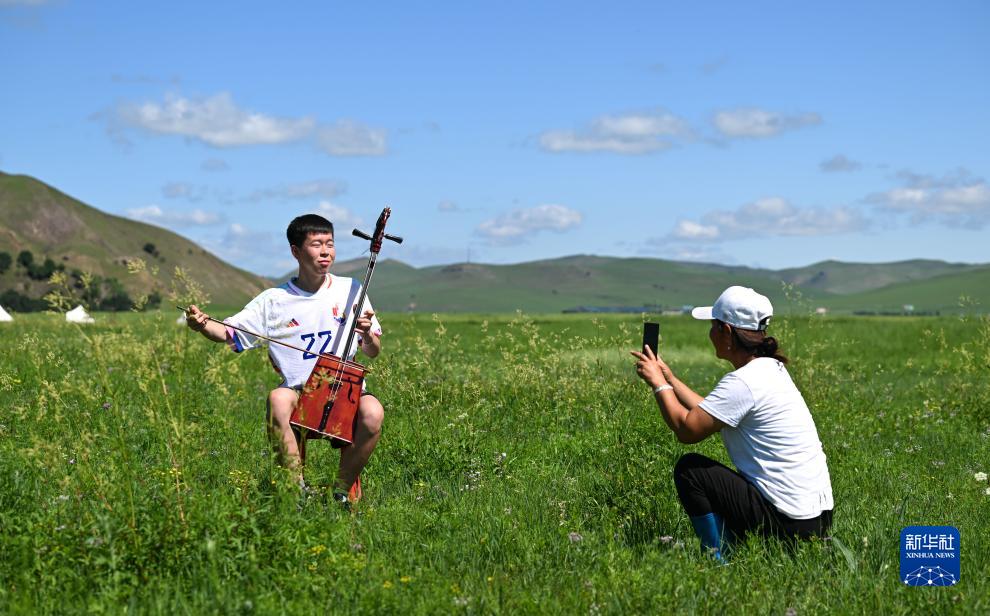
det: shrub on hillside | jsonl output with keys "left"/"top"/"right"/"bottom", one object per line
{"left": 17, "top": 250, "right": 33, "bottom": 269}
{"left": 0, "top": 289, "right": 47, "bottom": 312}
{"left": 27, "top": 257, "right": 58, "bottom": 281}
{"left": 98, "top": 290, "right": 134, "bottom": 311}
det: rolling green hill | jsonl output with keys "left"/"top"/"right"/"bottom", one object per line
{"left": 776, "top": 259, "right": 982, "bottom": 295}
{"left": 281, "top": 255, "right": 988, "bottom": 315}
{"left": 4, "top": 171, "right": 985, "bottom": 316}
{"left": 819, "top": 265, "right": 990, "bottom": 314}
{"left": 363, "top": 256, "right": 826, "bottom": 313}
{"left": 0, "top": 171, "right": 269, "bottom": 309}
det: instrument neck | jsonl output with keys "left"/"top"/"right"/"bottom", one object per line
{"left": 341, "top": 251, "right": 379, "bottom": 356}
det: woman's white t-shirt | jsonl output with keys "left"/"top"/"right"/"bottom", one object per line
{"left": 698, "top": 357, "right": 834, "bottom": 519}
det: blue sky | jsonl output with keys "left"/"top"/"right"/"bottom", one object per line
{"left": 2, "top": 1, "right": 988, "bottom": 276}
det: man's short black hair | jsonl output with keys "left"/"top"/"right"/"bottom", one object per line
{"left": 287, "top": 214, "right": 334, "bottom": 247}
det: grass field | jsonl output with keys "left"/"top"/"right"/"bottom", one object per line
{"left": 1, "top": 309, "right": 988, "bottom": 614}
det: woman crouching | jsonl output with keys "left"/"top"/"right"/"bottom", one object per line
{"left": 631, "top": 286, "right": 833, "bottom": 561}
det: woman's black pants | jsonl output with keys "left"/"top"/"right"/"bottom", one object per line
{"left": 673, "top": 452, "right": 832, "bottom": 542}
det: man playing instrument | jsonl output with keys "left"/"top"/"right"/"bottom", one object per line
{"left": 184, "top": 214, "right": 384, "bottom": 508}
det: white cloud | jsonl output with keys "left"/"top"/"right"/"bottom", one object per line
{"left": 316, "top": 120, "right": 387, "bottom": 156}
{"left": 115, "top": 93, "right": 315, "bottom": 147}
{"left": 226, "top": 223, "right": 252, "bottom": 238}
{"left": 671, "top": 197, "right": 865, "bottom": 242}
{"left": 820, "top": 154, "right": 861, "bottom": 173}
{"left": 867, "top": 170, "right": 990, "bottom": 227}
{"left": 675, "top": 247, "right": 732, "bottom": 263}
{"left": 152, "top": 179, "right": 349, "bottom": 207}
{"left": 314, "top": 201, "right": 363, "bottom": 228}
{"left": 207, "top": 223, "right": 281, "bottom": 270}
{"left": 713, "top": 108, "right": 822, "bottom": 138}
{"left": 642, "top": 242, "right": 733, "bottom": 264}
{"left": 476, "top": 204, "right": 583, "bottom": 243}
{"left": 109, "top": 93, "right": 389, "bottom": 156}
{"left": 673, "top": 220, "right": 720, "bottom": 240}
{"left": 245, "top": 180, "right": 347, "bottom": 203}
{"left": 539, "top": 110, "right": 692, "bottom": 154}
{"left": 126, "top": 205, "right": 224, "bottom": 227}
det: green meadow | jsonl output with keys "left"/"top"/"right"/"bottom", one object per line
{"left": 1, "top": 310, "right": 988, "bottom": 614}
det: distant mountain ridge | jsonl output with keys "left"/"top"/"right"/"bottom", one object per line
{"left": 0, "top": 171, "right": 268, "bottom": 309}
{"left": 281, "top": 254, "right": 989, "bottom": 314}
{"left": 3, "top": 171, "right": 985, "bottom": 315}
{"left": 774, "top": 259, "right": 983, "bottom": 295}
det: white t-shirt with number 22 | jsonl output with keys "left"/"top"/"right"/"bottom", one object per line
{"left": 223, "top": 274, "right": 382, "bottom": 389}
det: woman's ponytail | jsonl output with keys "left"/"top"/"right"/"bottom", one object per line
{"left": 732, "top": 329, "right": 788, "bottom": 364}
{"left": 756, "top": 335, "right": 788, "bottom": 364}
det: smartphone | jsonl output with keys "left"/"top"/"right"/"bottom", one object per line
{"left": 643, "top": 322, "right": 660, "bottom": 356}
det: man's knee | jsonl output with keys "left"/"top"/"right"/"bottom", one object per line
{"left": 358, "top": 396, "right": 384, "bottom": 435}
{"left": 267, "top": 388, "right": 298, "bottom": 426}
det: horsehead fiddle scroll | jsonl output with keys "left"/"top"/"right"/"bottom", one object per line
{"left": 340, "top": 208, "right": 403, "bottom": 363}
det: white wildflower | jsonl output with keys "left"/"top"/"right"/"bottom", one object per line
{"left": 974, "top": 472, "right": 988, "bottom": 482}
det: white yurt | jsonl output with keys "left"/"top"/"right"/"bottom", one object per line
{"left": 0, "top": 305, "right": 12, "bottom": 322}
{"left": 66, "top": 305, "right": 95, "bottom": 324}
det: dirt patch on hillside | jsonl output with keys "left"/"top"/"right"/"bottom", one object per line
{"left": 22, "top": 200, "right": 88, "bottom": 245}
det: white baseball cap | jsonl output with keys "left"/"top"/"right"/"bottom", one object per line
{"left": 691, "top": 286, "right": 774, "bottom": 331}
